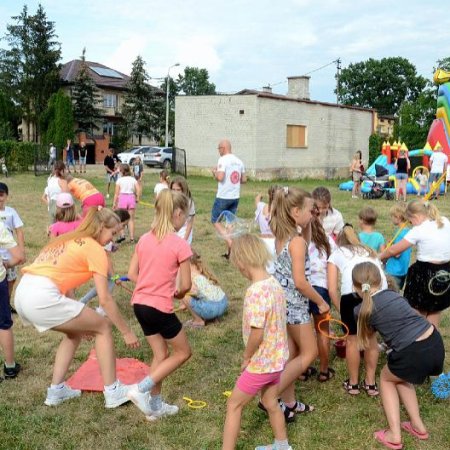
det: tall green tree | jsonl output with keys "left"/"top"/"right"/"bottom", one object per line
{"left": 72, "top": 48, "right": 103, "bottom": 135}
{"left": 338, "top": 57, "right": 426, "bottom": 116}
{"left": 122, "top": 56, "right": 159, "bottom": 145}
{"left": 176, "top": 66, "right": 216, "bottom": 95}
{"left": 0, "top": 92, "right": 17, "bottom": 140}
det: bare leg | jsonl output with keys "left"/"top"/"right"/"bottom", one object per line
{"left": 261, "top": 383, "right": 288, "bottom": 440}
{"left": 128, "top": 209, "right": 135, "bottom": 240}
{"left": 363, "top": 333, "right": 379, "bottom": 386}
{"left": 379, "top": 365, "right": 402, "bottom": 443}
{"left": 313, "top": 313, "right": 330, "bottom": 375}
{"left": 397, "top": 380, "right": 427, "bottom": 434}
{"left": 0, "top": 328, "right": 15, "bottom": 365}
{"left": 345, "top": 335, "right": 361, "bottom": 388}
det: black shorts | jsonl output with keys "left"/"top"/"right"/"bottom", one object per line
{"left": 0, "top": 277, "right": 12, "bottom": 330}
{"left": 340, "top": 293, "right": 362, "bottom": 335}
{"left": 388, "top": 327, "right": 444, "bottom": 384}
{"left": 133, "top": 304, "right": 182, "bottom": 340}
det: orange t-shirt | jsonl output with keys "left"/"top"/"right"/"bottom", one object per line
{"left": 22, "top": 237, "right": 108, "bottom": 294}
{"left": 68, "top": 178, "right": 99, "bottom": 202}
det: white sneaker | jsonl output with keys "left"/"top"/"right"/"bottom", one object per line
{"left": 44, "top": 384, "right": 81, "bottom": 406}
{"left": 104, "top": 381, "right": 131, "bottom": 408}
{"left": 255, "top": 446, "right": 293, "bottom": 450}
{"left": 127, "top": 384, "right": 152, "bottom": 415}
{"left": 145, "top": 401, "right": 179, "bottom": 421}
{"left": 95, "top": 306, "right": 107, "bottom": 317}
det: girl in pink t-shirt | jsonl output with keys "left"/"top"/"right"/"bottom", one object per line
{"left": 126, "top": 189, "right": 193, "bottom": 421}
{"left": 48, "top": 193, "right": 82, "bottom": 237}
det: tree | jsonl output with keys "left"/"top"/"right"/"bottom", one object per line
{"left": 122, "top": 56, "right": 160, "bottom": 145}
{"left": 338, "top": 57, "right": 426, "bottom": 116}
{"left": 176, "top": 66, "right": 216, "bottom": 95}
{"left": 72, "top": 48, "right": 103, "bottom": 135}
{"left": 0, "top": 92, "right": 18, "bottom": 140}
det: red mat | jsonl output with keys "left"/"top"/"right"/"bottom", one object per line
{"left": 67, "top": 349, "right": 150, "bottom": 392}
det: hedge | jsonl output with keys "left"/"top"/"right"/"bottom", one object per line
{"left": 0, "top": 140, "right": 49, "bottom": 172}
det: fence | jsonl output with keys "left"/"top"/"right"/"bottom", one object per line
{"left": 34, "top": 144, "right": 52, "bottom": 176}
{"left": 172, "top": 147, "right": 187, "bottom": 178}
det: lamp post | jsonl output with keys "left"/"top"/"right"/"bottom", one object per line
{"left": 165, "top": 63, "right": 180, "bottom": 147}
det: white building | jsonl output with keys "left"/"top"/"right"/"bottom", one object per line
{"left": 175, "top": 76, "right": 376, "bottom": 180}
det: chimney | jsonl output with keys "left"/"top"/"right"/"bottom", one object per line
{"left": 262, "top": 85, "right": 272, "bottom": 93}
{"left": 287, "top": 76, "right": 310, "bottom": 100}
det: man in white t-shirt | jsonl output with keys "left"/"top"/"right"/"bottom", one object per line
{"left": 48, "top": 143, "right": 56, "bottom": 169}
{"left": 429, "top": 147, "right": 448, "bottom": 199}
{"left": 211, "top": 139, "right": 246, "bottom": 258}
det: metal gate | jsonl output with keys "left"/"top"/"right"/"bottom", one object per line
{"left": 172, "top": 147, "right": 187, "bottom": 178}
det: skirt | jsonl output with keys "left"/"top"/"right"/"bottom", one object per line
{"left": 404, "top": 260, "right": 450, "bottom": 312}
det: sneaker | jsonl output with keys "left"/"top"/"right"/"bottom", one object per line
{"left": 255, "top": 446, "right": 293, "bottom": 450}
{"left": 127, "top": 384, "right": 152, "bottom": 415}
{"left": 104, "top": 381, "right": 131, "bottom": 408}
{"left": 145, "top": 401, "right": 179, "bottom": 421}
{"left": 4, "top": 362, "right": 21, "bottom": 379}
{"left": 44, "top": 384, "right": 81, "bottom": 406}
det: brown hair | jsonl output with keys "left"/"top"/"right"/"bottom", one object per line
{"left": 55, "top": 205, "right": 77, "bottom": 223}
{"left": 230, "top": 233, "right": 271, "bottom": 270}
{"left": 160, "top": 170, "right": 170, "bottom": 182}
{"left": 190, "top": 250, "right": 219, "bottom": 285}
{"left": 406, "top": 199, "right": 443, "bottom": 228}
{"left": 53, "top": 161, "right": 66, "bottom": 178}
{"left": 352, "top": 262, "right": 383, "bottom": 349}
{"left": 267, "top": 185, "right": 282, "bottom": 211}
{"left": 358, "top": 206, "right": 377, "bottom": 226}
{"left": 170, "top": 176, "right": 192, "bottom": 199}
{"left": 311, "top": 216, "right": 331, "bottom": 257}
{"left": 336, "top": 224, "right": 375, "bottom": 257}
{"left": 312, "top": 186, "right": 334, "bottom": 212}
{"left": 120, "top": 163, "right": 131, "bottom": 177}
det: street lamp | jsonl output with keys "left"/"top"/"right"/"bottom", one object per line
{"left": 165, "top": 63, "right": 180, "bottom": 147}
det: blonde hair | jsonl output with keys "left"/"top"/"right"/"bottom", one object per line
{"left": 46, "top": 208, "right": 119, "bottom": 248}
{"left": 55, "top": 205, "right": 77, "bottom": 223}
{"left": 352, "top": 262, "right": 382, "bottom": 349}
{"left": 160, "top": 170, "right": 170, "bottom": 182}
{"left": 190, "top": 250, "right": 219, "bottom": 285}
{"left": 270, "top": 187, "right": 311, "bottom": 241}
{"left": 389, "top": 203, "right": 407, "bottom": 222}
{"left": 337, "top": 224, "right": 375, "bottom": 257}
{"left": 230, "top": 233, "right": 271, "bottom": 270}
{"left": 406, "top": 199, "right": 443, "bottom": 228}
{"left": 152, "top": 189, "right": 189, "bottom": 241}
{"left": 358, "top": 206, "right": 378, "bottom": 225}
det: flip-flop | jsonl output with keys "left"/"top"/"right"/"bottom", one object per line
{"left": 373, "top": 430, "right": 403, "bottom": 450}
{"left": 401, "top": 422, "right": 429, "bottom": 440}
{"left": 184, "top": 320, "right": 205, "bottom": 329}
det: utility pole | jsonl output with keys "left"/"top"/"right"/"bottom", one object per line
{"left": 336, "top": 58, "right": 341, "bottom": 104}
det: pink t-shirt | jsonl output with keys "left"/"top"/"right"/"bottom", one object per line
{"left": 131, "top": 231, "right": 192, "bottom": 313}
{"left": 49, "top": 220, "right": 82, "bottom": 237}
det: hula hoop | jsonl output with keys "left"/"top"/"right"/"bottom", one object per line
{"left": 138, "top": 200, "right": 154, "bottom": 208}
{"left": 183, "top": 396, "right": 207, "bottom": 409}
{"left": 317, "top": 314, "right": 349, "bottom": 340}
{"left": 412, "top": 166, "right": 429, "bottom": 179}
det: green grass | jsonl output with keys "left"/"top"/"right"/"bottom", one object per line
{"left": 0, "top": 168, "right": 449, "bottom": 450}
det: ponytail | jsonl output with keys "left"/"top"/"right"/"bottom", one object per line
{"left": 311, "top": 216, "right": 331, "bottom": 257}
{"left": 337, "top": 224, "right": 375, "bottom": 257}
{"left": 406, "top": 199, "right": 444, "bottom": 228}
{"left": 425, "top": 202, "right": 443, "bottom": 228}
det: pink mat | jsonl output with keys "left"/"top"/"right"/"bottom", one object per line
{"left": 67, "top": 349, "right": 150, "bottom": 392}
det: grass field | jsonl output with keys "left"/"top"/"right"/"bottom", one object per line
{"left": 0, "top": 167, "right": 449, "bottom": 450}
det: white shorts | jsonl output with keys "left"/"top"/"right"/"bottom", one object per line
{"left": 14, "top": 274, "right": 84, "bottom": 332}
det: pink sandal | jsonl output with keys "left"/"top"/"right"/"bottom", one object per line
{"left": 373, "top": 430, "right": 403, "bottom": 449}
{"left": 401, "top": 422, "right": 429, "bottom": 440}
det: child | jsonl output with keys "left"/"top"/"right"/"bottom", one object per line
{"left": 132, "top": 156, "right": 144, "bottom": 186}
{"left": 358, "top": 206, "right": 385, "bottom": 252}
{"left": 270, "top": 187, "right": 329, "bottom": 418}
{"left": 154, "top": 170, "right": 170, "bottom": 199}
{"left": 385, "top": 204, "right": 412, "bottom": 290}
{"left": 350, "top": 151, "right": 364, "bottom": 199}
{"left": 169, "top": 176, "right": 195, "bottom": 244}
{"left": 312, "top": 186, "right": 345, "bottom": 239}
{"left": 182, "top": 251, "right": 227, "bottom": 328}
{"left": 415, "top": 168, "right": 428, "bottom": 197}
{"left": 308, "top": 216, "right": 337, "bottom": 382}
{"left": 48, "top": 193, "right": 82, "bottom": 237}
{"left": 66, "top": 174, "right": 106, "bottom": 215}
{"left": 352, "top": 261, "right": 444, "bottom": 449}
{"left": 113, "top": 164, "right": 140, "bottom": 243}
{"left": 223, "top": 233, "right": 291, "bottom": 450}
{"left": 254, "top": 185, "right": 281, "bottom": 236}
{"left": 327, "top": 224, "right": 387, "bottom": 396}
{"left": 126, "top": 189, "right": 192, "bottom": 421}
{"left": 0, "top": 182, "right": 26, "bottom": 313}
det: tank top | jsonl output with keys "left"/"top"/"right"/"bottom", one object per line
{"left": 397, "top": 158, "right": 408, "bottom": 174}
{"left": 47, "top": 176, "right": 63, "bottom": 201}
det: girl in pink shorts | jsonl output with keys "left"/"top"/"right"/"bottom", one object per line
{"left": 223, "top": 234, "right": 292, "bottom": 450}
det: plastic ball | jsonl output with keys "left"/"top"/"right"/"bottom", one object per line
{"left": 431, "top": 373, "right": 450, "bottom": 400}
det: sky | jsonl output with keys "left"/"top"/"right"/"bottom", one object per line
{"left": 0, "top": 0, "right": 449, "bottom": 102}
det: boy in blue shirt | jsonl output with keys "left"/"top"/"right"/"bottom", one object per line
{"left": 358, "top": 206, "right": 385, "bottom": 252}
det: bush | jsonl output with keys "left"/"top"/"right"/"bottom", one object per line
{"left": 0, "top": 140, "right": 47, "bottom": 172}
{"left": 368, "top": 133, "right": 383, "bottom": 166}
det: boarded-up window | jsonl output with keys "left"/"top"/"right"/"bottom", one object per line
{"left": 286, "top": 125, "right": 307, "bottom": 148}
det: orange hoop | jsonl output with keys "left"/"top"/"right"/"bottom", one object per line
{"left": 317, "top": 314, "right": 349, "bottom": 340}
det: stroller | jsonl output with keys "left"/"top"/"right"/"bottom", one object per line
{"left": 361, "top": 164, "right": 394, "bottom": 200}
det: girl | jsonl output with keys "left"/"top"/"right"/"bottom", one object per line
{"left": 394, "top": 149, "right": 410, "bottom": 202}
{"left": 379, "top": 199, "right": 450, "bottom": 328}
{"left": 169, "top": 176, "right": 195, "bottom": 244}
{"left": 154, "top": 169, "right": 170, "bottom": 199}
{"left": 45, "top": 161, "right": 69, "bottom": 224}
{"left": 48, "top": 193, "right": 82, "bottom": 237}
{"left": 308, "top": 216, "right": 337, "bottom": 382}
{"left": 352, "top": 261, "right": 444, "bottom": 450}
{"left": 14, "top": 208, "right": 139, "bottom": 407}
{"left": 66, "top": 174, "right": 106, "bottom": 215}
{"left": 223, "top": 233, "right": 291, "bottom": 450}
{"left": 350, "top": 151, "right": 364, "bottom": 199}
{"left": 132, "top": 156, "right": 144, "bottom": 187}
{"left": 113, "top": 164, "right": 140, "bottom": 243}
{"left": 312, "top": 186, "right": 345, "bottom": 239}
{"left": 270, "top": 187, "right": 330, "bottom": 417}
{"left": 415, "top": 168, "right": 428, "bottom": 197}
{"left": 126, "top": 189, "right": 192, "bottom": 421}
{"left": 327, "top": 224, "right": 387, "bottom": 396}
{"left": 254, "top": 185, "right": 281, "bottom": 236}
{"left": 182, "top": 251, "right": 228, "bottom": 328}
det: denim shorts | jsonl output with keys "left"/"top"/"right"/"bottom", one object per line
{"left": 395, "top": 173, "right": 408, "bottom": 180}
{"left": 190, "top": 295, "right": 228, "bottom": 321}
{"left": 79, "top": 156, "right": 86, "bottom": 165}
{"left": 211, "top": 198, "right": 239, "bottom": 223}
{"left": 309, "top": 286, "right": 331, "bottom": 315}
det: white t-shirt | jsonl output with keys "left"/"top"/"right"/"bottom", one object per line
{"left": 216, "top": 153, "right": 245, "bottom": 200}
{"left": 309, "top": 237, "right": 337, "bottom": 289}
{"left": 46, "top": 176, "right": 63, "bottom": 201}
{"left": 0, "top": 222, "right": 17, "bottom": 281}
{"left": 328, "top": 247, "right": 387, "bottom": 295}
{"left": 404, "top": 218, "right": 450, "bottom": 261}
{"left": 0, "top": 206, "right": 24, "bottom": 260}
{"left": 176, "top": 199, "right": 195, "bottom": 244}
{"left": 322, "top": 208, "right": 344, "bottom": 237}
{"left": 117, "top": 176, "right": 137, "bottom": 194}
{"left": 154, "top": 182, "right": 168, "bottom": 197}
{"left": 430, "top": 151, "right": 448, "bottom": 174}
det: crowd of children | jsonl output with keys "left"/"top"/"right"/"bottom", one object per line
{"left": 0, "top": 166, "right": 449, "bottom": 450}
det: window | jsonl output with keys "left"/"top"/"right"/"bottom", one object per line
{"left": 103, "top": 94, "right": 118, "bottom": 108}
{"left": 286, "top": 125, "right": 307, "bottom": 148}
{"left": 90, "top": 66, "right": 123, "bottom": 79}
{"left": 103, "top": 122, "right": 114, "bottom": 136}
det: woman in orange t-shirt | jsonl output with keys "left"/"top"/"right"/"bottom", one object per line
{"left": 66, "top": 175, "right": 106, "bottom": 215}
{"left": 15, "top": 208, "right": 139, "bottom": 408}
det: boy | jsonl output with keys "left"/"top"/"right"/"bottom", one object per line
{"left": 358, "top": 206, "right": 386, "bottom": 252}
{"left": 0, "top": 183, "right": 25, "bottom": 313}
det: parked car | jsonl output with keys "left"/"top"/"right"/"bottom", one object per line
{"left": 117, "top": 146, "right": 155, "bottom": 165}
{"left": 142, "top": 147, "right": 173, "bottom": 169}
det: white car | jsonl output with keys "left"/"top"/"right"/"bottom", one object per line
{"left": 117, "top": 147, "right": 153, "bottom": 165}
{"left": 142, "top": 147, "right": 173, "bottom": 169}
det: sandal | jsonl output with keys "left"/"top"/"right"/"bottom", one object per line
{"left": 299, "top": 366, "right": 317, "bottom": 381}
{"left": 257, "top": 400, "right": 295, "bottom": 423}
{"left": 373, "top": 429, "right": 403, "bottom": 449}
{"left": 343, "top": 379, "right": 360, "bottom": 395}
{"left": 318, "top": 368, "right": 335, "bottom": 382}
{"left": 361, "top": 380, "right": 379, "bottom": 397}
{"left": 401, "top": 422, "right": 429, "bottom": 440}
{"left": 286, "top": 400, "right": 314, "bottom": 414}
